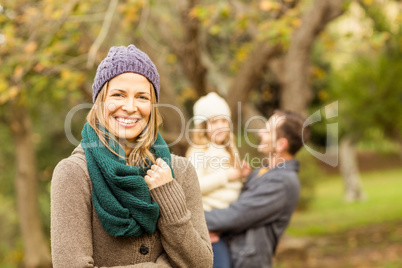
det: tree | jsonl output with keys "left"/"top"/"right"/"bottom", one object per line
{"left": 0, "top": 0, "right": 108, "bottom": 266}
{"left": 327, "top": 0, "right": 402, "bottom": 201}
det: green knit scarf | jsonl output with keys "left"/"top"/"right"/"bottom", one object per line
{"left": 81, "top": 122, "right": 174, "bottom": 237}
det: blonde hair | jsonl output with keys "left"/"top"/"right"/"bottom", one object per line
{"left": 187, "top": 120, "right": 240, "bottom": 167}
{"left": 87, "top": 81, "right": 162, "bottom": 167}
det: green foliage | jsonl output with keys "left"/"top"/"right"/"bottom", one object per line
{"left": 295, "top": 148, "right": 323, "bottom": 211}
{"left": 0, "top": 123, "right": 15, "bottom": 197}
{"left": 0, "top": 0, "right": 99, "bottom": 107}
{"left": 0, "top": 194, "right": 22, "bottom": 267}
{"left": 187, "top": 1, "right": 301, "bottom": 74}
{"left": 328, "top": 48, "right": 402, "bottom": 141}
{"left": 287, "top": 168, "right": 402, "bottom": 236}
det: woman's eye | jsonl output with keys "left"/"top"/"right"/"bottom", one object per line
{"left": 111, "top": 93, "right": 123, "bottom": 97}
{"left": 138, "top": 95, "right": 150, "bottom": 100}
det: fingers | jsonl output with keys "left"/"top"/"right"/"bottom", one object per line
{"left": 147, "top": 167, "right": 155, "bottom": 176}
{"left": 144, "top": 161, "right": 173, "bottom": 190}
{"left": 156, "top": 158, "right": 169, "bottom": 169}
{"left": 146, "top": 160, "right": 169, "bottom": 178}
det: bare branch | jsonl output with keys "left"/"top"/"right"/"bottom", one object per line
{"left": 87, "top": 0, "right": 119, "bottom": 69}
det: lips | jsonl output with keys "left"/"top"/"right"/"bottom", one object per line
{"left": 114, "top": 116, "right": 141, "bottom": 127}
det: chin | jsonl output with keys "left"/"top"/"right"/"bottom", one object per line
{"left": 115, "top": 129, "right": 140, "bottom": 142}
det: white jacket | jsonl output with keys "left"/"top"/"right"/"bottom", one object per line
{"left": 187, "top": 145, "right": 243, "bottom": 211}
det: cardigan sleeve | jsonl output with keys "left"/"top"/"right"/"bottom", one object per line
{"left": 150, "top": 156, "right": 213, "bottom": 268}
{"left": 186, "top": 147, "right": 229, "bottom": 195}
{"left": 51, "top": 158, "right": 97, "bottom": 268}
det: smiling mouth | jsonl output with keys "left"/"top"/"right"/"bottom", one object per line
{"left": 114, "top": 117, "right": 141, "bottom": 126}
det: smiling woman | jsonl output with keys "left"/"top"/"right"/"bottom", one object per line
{"left": 88, "top": 72, "right": 160, "bottom": 166}
{"left": 50, "top": 45, "right": 213, "bottom": 267}
{"left": 104, "top": 73, "right": 152, "bottom": 145}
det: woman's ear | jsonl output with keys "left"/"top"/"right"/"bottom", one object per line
{"left": 276, "top": 137, "right": 288, "bottom": 153}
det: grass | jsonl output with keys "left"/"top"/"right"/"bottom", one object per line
{"left": 287, "top": 168, "right": 402, "bottom": 236}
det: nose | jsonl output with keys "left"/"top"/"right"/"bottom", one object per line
{"left": 122, "top": 98, "right": 138, "bottom": 113}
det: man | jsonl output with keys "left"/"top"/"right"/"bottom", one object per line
{"left": 205, "top": 110, "right": 310, "bottom": 268}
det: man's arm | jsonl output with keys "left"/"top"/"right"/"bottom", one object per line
{"left": 204, "top": 176, "right": 287, "bottom": 234}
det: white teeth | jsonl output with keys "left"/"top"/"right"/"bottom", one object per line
{"left": 116, "top": 117, "right": 139, "bottom": 124}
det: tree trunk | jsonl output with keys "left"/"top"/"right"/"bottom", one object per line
{"left": 152, "top": 0, "right": 208, "bottom": 97}
{"left": 339, "top": 136, "right": 366, "bottom": 202}
{"left": 9, "top": 104, "right": 52, "bottom": 268}
{"left": 281, "top": 0, "right": 347, "bottom": 116}
{"left": 227, "top": 43, "right": 282, "bottom": 127}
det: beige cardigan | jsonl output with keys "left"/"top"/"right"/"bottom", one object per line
{"left": 51, "top": 145, "right": 213, "bottom": 268}
{"left": 186, "top": 146, "right": 242, "bottom": 212}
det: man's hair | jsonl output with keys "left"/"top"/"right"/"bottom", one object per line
{"left": 274, "top": 110, "right": 310, "bottom": 155}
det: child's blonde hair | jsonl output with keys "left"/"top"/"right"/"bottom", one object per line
{"left": 187, "top": 120, "right": 240, "bottom": 167}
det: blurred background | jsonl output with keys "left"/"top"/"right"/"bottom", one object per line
{"left": 0, "top": 0, "right": 401, "bottom": 267}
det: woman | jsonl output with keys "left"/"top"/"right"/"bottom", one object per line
{"left": 51, "top": 44, "right": 212, "bottom": 267}
{"left": 186, "top": 92, "right": 251, "bottom": 268}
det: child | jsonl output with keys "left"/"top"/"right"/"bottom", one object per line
{"left": 186, "top": 92, "right": 250, "bottom": 268}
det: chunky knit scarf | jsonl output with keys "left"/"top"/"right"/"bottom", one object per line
{"left": 81, "top": 122, "right": 173, "bottom": 237}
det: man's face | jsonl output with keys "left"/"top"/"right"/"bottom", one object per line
{"left": 257, "top": 114, "right": 285, "bottom": 156}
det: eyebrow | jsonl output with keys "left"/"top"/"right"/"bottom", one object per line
{"left": 109, "top": 89, "right": 125, "bottom": 93}
{"left": 109, "top": 89, "right": 151, "bottom": 95}
{"left": 137, "top": 91, "right": 151, "bottom": 95}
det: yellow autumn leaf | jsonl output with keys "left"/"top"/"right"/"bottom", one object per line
{"left": 61, "top": 70, "right": 72, "bottom": 80}
{"left": 312, "top": 66, "right": 325, "bottom": 79}
{"left": 362, "top": 0, "right": 374, "bottom": 5}
{"left": 209, "top": 25, "right": 221, "bottom": 35}
{"left": 33, "top": 63, "right": 44, "bottom": 73}
{"left": 291, "top": 18, "right": 301, "bottom": 27}
{"left": 318, "top": 90, "right": 329, "bottom": 101}
{"left": 180, "top": 87, "right": 198, "bottom": 101}
{"left": 25, "top": 42, "right": 38, "bottom": 54}
{"left": 259, "top": 0, "right": 273, "bottom": 11}
{"left": 166, "top": 53, "right": 177, "bottom": 64}
{"left": 51, "top": 9, "right": 63, "bottom": 20}
{"left": 8, "top": 86, "right": 19, "bottom": 100}
{"left": 0, "top": 80, "right": 8, "bottom": 92}
{"left": 14, "top": 66, "right": 24, "bottom": 80}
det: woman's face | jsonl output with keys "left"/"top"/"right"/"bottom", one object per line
{"left": 206, "top": 117, "right": 230, "bottom": 145}
{"left": 104, "top": 72, "right": 152, "bottom": 143}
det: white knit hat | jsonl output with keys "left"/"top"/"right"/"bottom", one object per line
{"left": 193, "top": 92, "right": 231, "bottom": 126}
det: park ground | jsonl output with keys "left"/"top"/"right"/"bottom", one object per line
{"left": 274, "top": 155, "right": 402, "bottom": 268}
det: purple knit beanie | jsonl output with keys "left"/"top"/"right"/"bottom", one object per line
{"left": 92, "top": 44, "right": 160, "bottom": 103}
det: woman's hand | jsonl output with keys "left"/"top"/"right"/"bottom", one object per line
{"left": 226, "top": 167, "right": 242, "bottom": 182}
{"left": 144, "top": 158, "right": 173, "bottom": 190}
